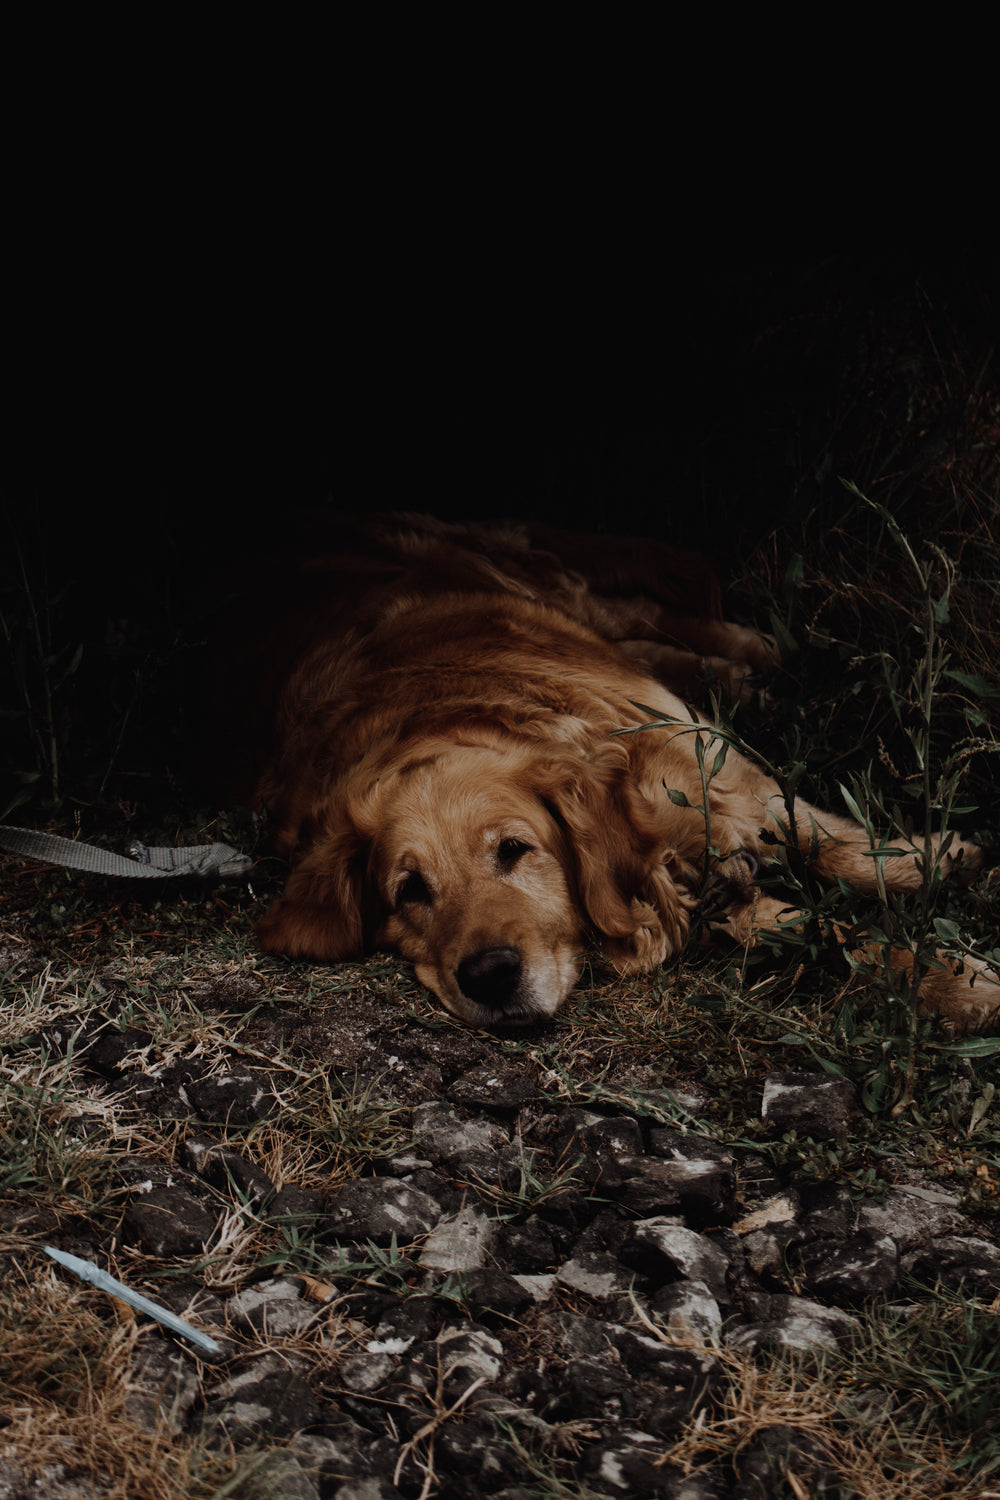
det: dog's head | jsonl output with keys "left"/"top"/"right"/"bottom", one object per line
{"left": 256, "top": 739, "right": 693, "bottom": 1026}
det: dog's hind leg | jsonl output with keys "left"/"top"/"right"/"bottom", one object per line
{"left": 717, "top": 866, "right": 1000, "bottom": 1033}
{"left": 756, "top": 793, "right": 984, "bottom": 893}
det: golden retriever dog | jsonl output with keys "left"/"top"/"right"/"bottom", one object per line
{"left": 237, "top": 513, "right": 999, "bottom": 1031}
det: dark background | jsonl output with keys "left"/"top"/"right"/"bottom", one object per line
{"left": 3, "top": 245, "right": 997, "bottom": 816}
{"left": 3, "top": 27, "right": 996, "bottom": 657}
{"left": 9, "top": 250, "right": 996, "bottom": 569}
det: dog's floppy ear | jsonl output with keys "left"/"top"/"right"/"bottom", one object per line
{"left": 256, "top": 824, "right": 371, "bottom": 962}
{"left": 537, "top": 746, "right": 692, "bottom": 970}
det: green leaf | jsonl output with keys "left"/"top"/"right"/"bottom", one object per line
{"left": 862, "top": 1071, "right": 889, "bottom": 1112}
{"left": 939, "top": 1037, "right": 1000, "bottom": 1058}
{"left": 838, "top": 782, "right": 868, "bottom": 827}
{"left": 968, "top": 1083, "right": 995, "bottom": 1136}
{"left": 784, "top": 762, "right": 808, "bottom": 795}
{"left": 629, "top": 699, "right": 681, "bottom": 724}
{"left": 665, "top": 787, "right": 690, "bottom": 807}
{"left": 783, "top": 554, "right": 805, "bottom": 590}
{"left": 816, "top": 1057, "right": 851, "bottom": 1079}
{"left": 768, "top": 611, "right": 800, "bottom": 661}
{"left": 945, "top": 668, "right": 1000, "bottom": 700}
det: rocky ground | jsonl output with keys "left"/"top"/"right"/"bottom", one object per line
{"left": 3, "top": 937, "right": 999, "bottom": 1499}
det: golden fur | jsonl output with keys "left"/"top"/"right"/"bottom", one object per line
{"left": 248, "top": 514, "right": 999, "bottom": 1030}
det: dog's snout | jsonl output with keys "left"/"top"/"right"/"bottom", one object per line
{"left": 456, "top": 946, "right": 523, "bottom": 1009}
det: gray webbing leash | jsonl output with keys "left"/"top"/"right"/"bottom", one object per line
{"left": 0, "top": 825, "right": 253, "bottom": 880}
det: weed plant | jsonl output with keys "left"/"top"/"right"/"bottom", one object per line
{"left": 625, "top": 482, "right": 1000, "bottom": 1123}
{"left": 0, "top": 527, "right": 83, "bottom": 811}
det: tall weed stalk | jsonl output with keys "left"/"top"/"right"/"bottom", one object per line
{"left": 630, "top": 490, "right": 999, "bottom": 1114}
{"left": 0, "top": 526, "right": 82, "bottom": 811}
{"left": 833, "top": 489, "right": 1000, "bottom": 1110}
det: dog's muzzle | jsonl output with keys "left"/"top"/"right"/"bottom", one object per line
{"left": 456, "top": 946, "right": 524, "bottom": 1012}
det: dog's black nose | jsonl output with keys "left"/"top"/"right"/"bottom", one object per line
{"left": 456, "top": 946, "right": 523, "bottom": 1009}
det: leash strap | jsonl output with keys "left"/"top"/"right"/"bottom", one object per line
{"left": 0, "top": 825, "right": 253, "bottom": 880}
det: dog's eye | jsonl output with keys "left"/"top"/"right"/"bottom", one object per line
{"left": 497, "top": 837, "right": 531, "bottom": 870}
{"left": 396, "top": 870, "right": 432, "bottom": 907}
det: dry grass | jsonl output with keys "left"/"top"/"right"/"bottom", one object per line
{"left": 1, "top": 1399, "right": 297, "bottom": 1500}
{"left": 665, "top": 1343, "right": 997, "bottom": 1500}
{"left": 0, "top": 1272, "right": 275, "bottom": 1500}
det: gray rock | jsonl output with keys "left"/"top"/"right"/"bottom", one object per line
{"left": 553, "top": 1309, "right": 621, "bottom": 1360}
{"left": 122, "top": 1340, "right": 200, "bottom": 1432}
{"left": 571, "top": 1113, "right": 645, "bottom": 1163}
{"left": 123, "top": 1186, "right": 218, "bottom": 1256}
{"left": 558, "top": 1357, "right": 637, "bottom": 1420}
{"left": 646, "top": 1129, "right": 737, "bottom": 1215}
{"left": 40, "top": 1082, "right": 1000, "bottom": 1497}
{"left": 203, "top": 1356, "right": 320, "bottom": 1443}
{"left": 182, "top": 1132, "right": 275, "bottom": 1206}
{"left": 799, "top": 1183, "right": 857, "bottom": 1239}
{"left": 534, "top": 1184, "right": 595, "bottom": 1235}
{"left": 238, "top": 1456, "right": 320, "bottom": 1500}
{"left": 325, "top": 1178, "right": 443, "bottom": 1245}
{"left": 494, "top": 1214, "right": 559, "bottom": 1271}
{"left": 436, "top": 1323, "right": 504, "bottom": 1396}
{"left": 419, "top": 1203, "right": 495, "bottom": 1271}
{"left": 332, "top": 1481, "right": 404, "bottom": 1500}
{"left": 800, "top": 1229, "right": 899, "bottom": 1303}
{"left": 446, "top": 1063, "right": 543, "bottom": 1111}
{"left": 857, "top": 1185, "right": 966, "bottom": 1249}
{"left": 604, "top": 1157, "right": 683, "bottom": 1216}
{"left": 557, "top": 1251, "right": 636, "bottom": 1298}
{"left": 448, "top": 1267, "right": 536, "bottom": 1319}
{"left": 226, "top": 1276, "right": 318, "bottom": 1338}
{"left": 338, "top": 1351, "right": 396, "bottom": 1392}
{"left": 434, "top": 1413, "right": 526, "bottom": 1486}
{"left": 385, "top": 1151, "right": 435, "bottom": 1175}
{"left": 761, "top": 1071, "right": 860, "bottom": 1137}
{"left": 625, "top": 1219, "right": 731, "bottom": 1299}
{"left": 185, "top": 1069, "right": 279, "bottom": 1124}
{"left": 410, "top": 1101, "right": 509, "bottom": 1165}
{"left": 731, "top": 1422, "right": 838, "bottom": 1498}
{"left": 511, "top": 1272, "right": 557, "bottom": 1301}
{"left": 740, "top": 1226, "right": 795, "bottom": 1286}
{"left": 267, "top": 1182, "right": 327, "bottom": 1222}
{"left": 582, "top": 1433, "right": 671, "bottom": 1495}
{"left": 904, "top": 1234, "right": 1000, "bottom": 1296}
{"left": 400, "top": 1166, "right": 464, "bottom": 1212}
{"left": 289, "top": 1426, "right": 378, "bottom": 1483}
{"left": 657, "top": 1470, "right": 727, "bottom": 1500}
{"left": 372, "top": 1293, "right": 445, "bottom": 1343}
{"left": 615, "top": 1334, "right": 722, "bottom": 1434}
{"left": 649, "top": 1280, "right": 723, "bottom": 1344}
{"left": 727, "top": 1294, "right": 860, "bottom": 1356}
